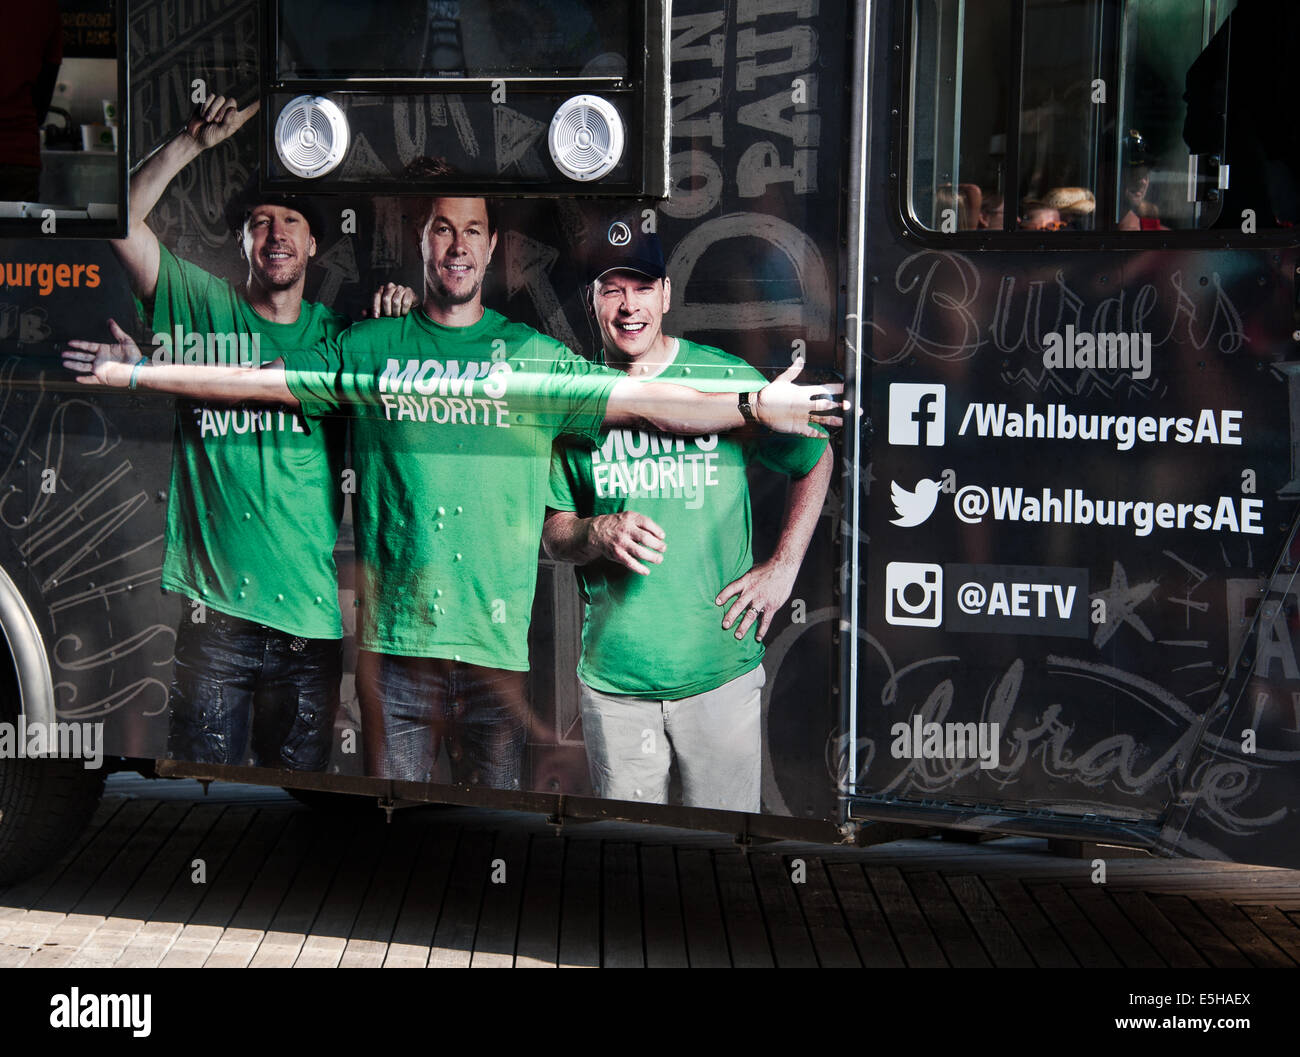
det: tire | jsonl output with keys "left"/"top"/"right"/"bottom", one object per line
{"left": 0, "top": 756, "right": 105, "bottom": 886}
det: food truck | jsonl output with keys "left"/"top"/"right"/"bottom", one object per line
{"left": 2, "top": 0, "right": 1298, "bottom": 884}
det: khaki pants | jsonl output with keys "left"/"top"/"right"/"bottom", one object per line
{"left": 578, "top": 665, "right": 765, "bottom": 813}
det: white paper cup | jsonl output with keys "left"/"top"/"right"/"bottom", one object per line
{"left": 81, "top": 124, "right": 114, "bottom": 151}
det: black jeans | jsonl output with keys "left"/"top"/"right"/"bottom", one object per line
{"left": 167, "top": 610, "right": 342, "bottom": 770}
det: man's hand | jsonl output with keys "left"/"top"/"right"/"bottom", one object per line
{"left": 369, "top": 283, "right": 418, "bottom": 318}
{"left": 753, "top": 360, "right": 845, "bottom": 437}
{"left": 186, "top": 95, "right": 259, "bottom": 151}
{"left": 716, "top": 559, "right": 799, "bottom": 642}
{"left": 588, "top": 511, "right": 667, "bottom": 575}
{"left": 62, "top": 318, "right": 144, "bottom": 387}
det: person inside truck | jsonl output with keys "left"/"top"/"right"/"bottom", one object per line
{"left": 542, "top": 222, "right": 832, "bottom": 812}
{"left": 64, "top": 93, "right": 415, "bottom": 773}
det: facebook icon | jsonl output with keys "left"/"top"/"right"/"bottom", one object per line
{"left": 888, "top": 383, "right": 946, "bottom": 446}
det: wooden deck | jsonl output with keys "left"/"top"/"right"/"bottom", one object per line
{"left": 3, "top": 774, "right": 1300, "bottom": 968}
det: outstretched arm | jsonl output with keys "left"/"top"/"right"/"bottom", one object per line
{"left": 601, "top": 359, "right": 844, "bottom": 438}
{"left": 716, "top": 445, "right": 833, "bottom": 641}
{"left": 542, "top": 507, "right": 667, "bottom": 575}
{"left": 62, "top": 318, "right": 298, "bottom": 407}
{"left": 113, "top": 95, "right": 260, "bottom": 300}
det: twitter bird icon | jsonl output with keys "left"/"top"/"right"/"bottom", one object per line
{"left": 891, "top": 478, "right": 941, "bottom": 527}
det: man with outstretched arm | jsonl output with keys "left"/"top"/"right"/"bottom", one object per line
{"left": 67, "top": 194, "right": 843, "bottom": 790}
{"left": 83, "top": 93, "right": 413, "bottom": 772}
{"left": 543, "top": 223, "right": 832, "bottom": 812}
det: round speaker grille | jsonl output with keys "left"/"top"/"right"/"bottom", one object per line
{"left": 274, "top": 95, "right": 350, "bottom": 180}
{"left": 548, "top": 95, "right": 625, "bottom": 182}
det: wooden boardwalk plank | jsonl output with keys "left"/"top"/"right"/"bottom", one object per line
{"left": 905, "top": 871, "right": 991, "bottom": 968}
{"left": 557, "top": 839, "right": 601, "bottom": 968}
{"left": 1028, "top": 883, "right": 1121, "bottom": 968}
{"left": 1238, "top": 905, "right": 1300, "bottom": 964}
{"left": 1066, "top": 887, "right": 1164, "bottom": 968}
{"left": 602, "top": 843, "right": 644, "bottom": 968}
{"left": 115, "top": 805, "right": 257, "bottom": 968}
{"left": 714, "top": 851, "right": 773, "bottom": 968}
{"left": 470, "top": 831, "right": 529, "bottom": 968}
{"left": 750, "top": 854, "right": 818, "bottom": 968}
{"left": 1148, "top": 895, "right": 1252, "bottom": 969}
{"left": 201, "top": 812, "right": 325, "bottom": 968}
{"left": 295, "top": 819, "right": 387, "bottom": 969}
{"left": 982, "top": 878, "right": 1078, "bottom": 968}
{"left": 945, "top": 875, "right": 1034, "bottom": 968}
{"left": 792, "top": 859, "right": 861, "bottom": 968}
{"left": 1108, "top": 891, "right": 1209, "bottom": 969}
{"left": 158, "top": 809, "right": 293, "bottom": 968}
{"left": 427, "top": 828, "right": 493, "bottom": 968}
{"left": 514, "top": 835, "right": 563, "bottom": 968}
{"left": 1, "top": 800, "right": 162, "bottom": 967}
{"left": 247, "top": 817, "right": 354, "bottom": 968}
{"left": 69, "top": 801, "right": 222, "bottom": 968}
{"left": 0, "top": 797, "right": 123, "bottom": 951}
{"left": 676, "top": 848, "right": 730, "bottom": 968}
{"left": 825, "top": 863, "right": 904, "bottom": 967}
{"left": 338, "top": 819, "right": 427, "bottom": 968}
{"left": 12, "top": 775, "right": 1300, "bottom": 971}
{"left": 865, "top": 867, "right": 946, "bottom": 967}
{"left": 384, "top": 826, "right": 460, "bottom": 968}
{"left": 1190, "top": 898, "right": 1297, "bottom": 968}
{"left": 640, "top": 845, "right": 688, "bottom": 968}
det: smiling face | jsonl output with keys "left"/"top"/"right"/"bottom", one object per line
{"left": 591, "top": 270, "right": 672, "bottom": 368}
{"left": 241, "top": 204, "right": 316, "bottom": 292}
{"left": 420, "top": 198, "right": 497, "bottom": 314}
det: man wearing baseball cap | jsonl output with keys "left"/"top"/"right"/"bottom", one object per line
{"left": 543, "top": 220, "right": 833, "bottom": 813}
{"left": 86, "top": 94, "right": 413, "bottom": 771}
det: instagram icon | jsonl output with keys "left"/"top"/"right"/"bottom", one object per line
{"left": 884, "top": 562, "right": 943, "bottom": 627}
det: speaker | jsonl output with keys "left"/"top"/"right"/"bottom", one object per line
{"left": 273, "top": 95, "right": 350, "bottom": 179}
{"left": 548, "top": 95, "right": 625, "bottom": 183}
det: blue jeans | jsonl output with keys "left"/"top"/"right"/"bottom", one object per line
{"left": 356, "top": 651, "right": 528, "bottom": 789}
{"left": 167, "top": 611, "right": 342, "bottom": 770}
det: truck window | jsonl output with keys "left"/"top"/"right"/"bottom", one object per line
{"left": 906, "top": 0, "right": 1297, "bottom": 236}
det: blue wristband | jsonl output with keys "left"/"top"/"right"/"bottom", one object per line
{"left": 128, "top": 356, "right": 149, "bottom": 390}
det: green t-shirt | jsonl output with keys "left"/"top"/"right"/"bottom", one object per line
{"left": 281, "top": 307, "right": 619, "bottom": 668}
{"left": 146, "top": 245, "right": 348, "bottom": 638}
{"left": 548, "top": 339, "right": 826, "bottom": 698}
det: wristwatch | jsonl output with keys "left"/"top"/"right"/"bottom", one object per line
{"left": 738, "top": 391, "right": 757, "bottom": 423}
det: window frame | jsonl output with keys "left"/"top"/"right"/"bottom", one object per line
{"left": 894, "top": 0, "right": 1300, "bottom": 250}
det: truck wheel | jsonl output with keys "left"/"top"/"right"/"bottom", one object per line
{"left": 0, "top": 757, "right": 105, "bottom": 886}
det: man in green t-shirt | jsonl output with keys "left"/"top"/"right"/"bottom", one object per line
{"left": 66, "top": 194, "right": 842, "bottom": 790}
{"left": 66, "top": 93, "right": 414, "bottom": 770}
{"left": 543, "top": 224, "right": 832, "bottom": 813}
